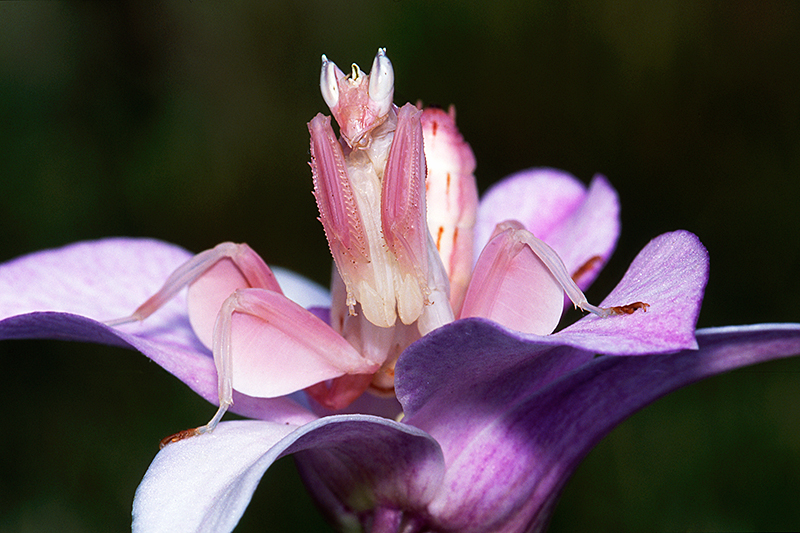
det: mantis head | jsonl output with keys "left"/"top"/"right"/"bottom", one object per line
{"left": 319, "top": 48, "right": 395, "bottom": 148}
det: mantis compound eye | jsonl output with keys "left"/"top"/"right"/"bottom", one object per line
{"left": 320, "top": 54, "right": 343, "bottom": 111}
{"left": 368, "top": 48, "right": 394, "bottom": 119}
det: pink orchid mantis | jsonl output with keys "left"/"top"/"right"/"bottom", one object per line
{"left": 106, "top": 48, "right": 644, "bottom": 442}
{"left": 3, "top": 47, "right": 800, "bottom": 533}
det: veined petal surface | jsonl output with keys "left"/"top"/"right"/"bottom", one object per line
{"left": 0, "top": 238, "right": 193, "bottom": 322}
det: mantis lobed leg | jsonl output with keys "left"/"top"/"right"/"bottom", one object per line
{"left": 508, "top": 224, "right": 649, "bottom": 317}
{"left": 207, "top": 288, "right": 381, "bottom": 426}
{"left": 103, "top": 242, "right": 285, "bottom": 446}
{"left": 461, "top": 220, "right": 649, "bottom": 336}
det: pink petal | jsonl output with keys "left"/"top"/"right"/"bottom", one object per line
{"left": 421, "top": 105, "right": 478, "bottom": 312}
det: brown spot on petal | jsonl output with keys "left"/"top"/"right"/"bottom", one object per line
{"left": 436, "top": 226, "right": 445, "bottom": 251}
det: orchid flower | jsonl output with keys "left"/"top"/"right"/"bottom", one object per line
{"left": 1, "top": 48, "right": 799, "bottom": 533}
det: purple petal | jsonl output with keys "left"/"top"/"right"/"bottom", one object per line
{"left": 509, "top": 323, "right": 800, "bottom": 529}
{"left": 397, "top": 320, "right": 592, "bottom": 420}
{"left": 397, "top": 320, "right": 593, "bottom": 532}
{"left": 0, "top": 239, "right": 317, "bottom": 423}
{"left": 397, "top": 319, "right": 800, "bottom": 532}
{"left": 475, "top": 169, "right": 619, "bottom": 288}
{"left": 133, "top": 417, "right": 444, "bottom": 533}
{"left": 556, "top": 230, "right": 708, "bottom": 354}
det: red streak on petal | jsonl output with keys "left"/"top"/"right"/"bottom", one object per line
{"left": 572, "top": 255, "right": 603, "bottom": 283}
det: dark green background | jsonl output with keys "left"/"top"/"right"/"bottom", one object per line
{"left": 2, "top": 1, "right": 799, "bottom": 531}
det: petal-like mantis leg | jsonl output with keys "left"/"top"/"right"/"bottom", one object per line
{"left": 381, "top": 103, "right": 429, "bottom": 324}
{"left": 162, "top": 287, "right": 379, "bottom": 445}
{"left": 203, "top": 288, "right": 379, "bottom": 430}
{"left": 308, "top": 112, "right": 371, "bottom": 318}
{"left": 476, "top": 221, "right": 649, "bottom": 322}
{"left": 460, "top": 223, "right": 566, "bottom": 335}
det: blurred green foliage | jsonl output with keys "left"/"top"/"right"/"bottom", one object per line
{"left": 1, "top": 1, "right": 799, "bottom": 531}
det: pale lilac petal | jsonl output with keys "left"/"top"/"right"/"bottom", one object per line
{"left": 475, "top": 168, "right": 586, "bottom": 250}
{"left": 133, "top": 417, "right": 444, "bottom": 533}
{"left": 542, "top": 175, "right": 620, "bottom": 289}
{"left": 556, "top": 230, "right": 708, "bottom": 354}
{"left": 475, "top": 169, "right": 619, "bottom": 288}
{"left": 397, "top": 319, "right": 800, "bottom": 532}
{"left": 0, "top": 238, "right": 193, "bottom": 321}
{"left": 0, "top": 238, "right": 331, "bottom": 323}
